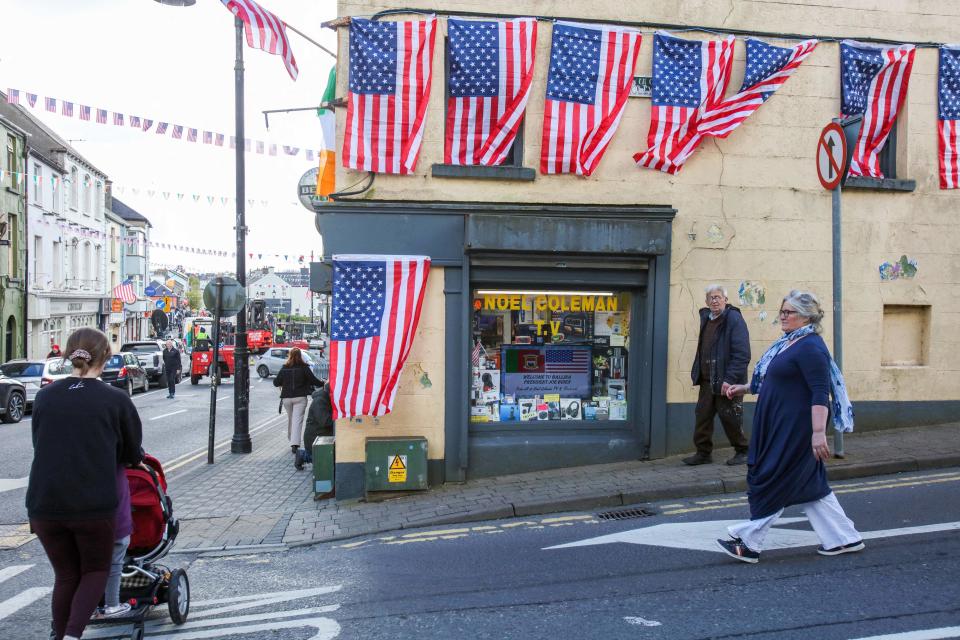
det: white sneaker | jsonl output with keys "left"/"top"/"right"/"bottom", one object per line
{"left": 100, "top": 603, "right": 132, "bottom": 617}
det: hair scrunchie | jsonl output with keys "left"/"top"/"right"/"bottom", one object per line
{"left": 69, "top": 349, "right": 92, "bottom": 362}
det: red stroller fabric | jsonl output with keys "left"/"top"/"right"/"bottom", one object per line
{"left": 126, "top": 454, "right": 168, "bottom": 554}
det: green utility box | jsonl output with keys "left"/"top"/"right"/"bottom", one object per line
{"left": 312, "top": 436, "right": 335, "bottom": 499}
{"left": 365, "top": 437, "right": 428, "bottom": 492}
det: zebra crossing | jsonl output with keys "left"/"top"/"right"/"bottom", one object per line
{"left": 0, "top": 564, "right": 51, "bottom": 625}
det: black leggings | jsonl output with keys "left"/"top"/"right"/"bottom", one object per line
{"left": 31, "top": 518, "right": 115, "bottom": 640}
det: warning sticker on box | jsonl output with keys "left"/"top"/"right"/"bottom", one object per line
{"left": 388, "top": 455, "right": 407, "bottom": 483}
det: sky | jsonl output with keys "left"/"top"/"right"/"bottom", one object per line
{"left": 1, "top": 0, "right": 338, "bottom": 274}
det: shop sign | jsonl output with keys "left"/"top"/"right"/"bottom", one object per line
{"left": 500, "top": 345, "right": 592, "bottom": 398}
{"left": 629, "top": 76, "right": 652, "bottom": 98}
{"left": 111, "top": 299, "right": 123, "bottom": 312}
{"left": 478, "top": 294, "right": 619, "bottom": 313}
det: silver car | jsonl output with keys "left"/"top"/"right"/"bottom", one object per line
{"left": 0, "top": 358, "right": 72, "bottom": 408}
{"left": 255, "top": 347, "right": 327, "bottom": 381}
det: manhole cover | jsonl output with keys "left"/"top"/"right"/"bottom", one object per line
{"left": 596, "top": 508, "right": 655, "bottom": 521}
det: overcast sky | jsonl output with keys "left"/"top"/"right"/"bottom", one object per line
{"left": 2, "top": 0, "right": 338, "bottom": 274}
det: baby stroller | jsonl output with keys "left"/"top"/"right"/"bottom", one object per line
{"left": 89, "top": 454, "right": 190, "bottom": 639}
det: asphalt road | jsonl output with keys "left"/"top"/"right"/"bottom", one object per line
{"left": 1, "top": 467, "right": 958, "bottom": 639}
{"left": 0, "top": 359, "right": 282, "bottom": 526}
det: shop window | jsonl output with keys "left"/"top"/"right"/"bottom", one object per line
{"left": 470, "top": 289, "right": 630, "bottom": 424}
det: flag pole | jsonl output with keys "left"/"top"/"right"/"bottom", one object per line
{"left": 231, "top": 15, "right": 252, "bottom": 454}
{"left": 283, "top": 23, "right": 337, "bottom": 59}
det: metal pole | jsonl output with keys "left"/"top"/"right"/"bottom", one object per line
{"left": 232, "top": 16, "right": 252, "bottom": 454}
{"left": 832, "top": 184, "right": 845, "bottom": 458}
{"left": 207, "top": 278, "right": 223, "bottom": 464}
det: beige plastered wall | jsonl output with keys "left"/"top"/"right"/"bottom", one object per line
{"left": 331, "top": 0, "right": 960, "bottom": 421}
{"left": 334, "top": 267, "right": 446, "bottom": 464}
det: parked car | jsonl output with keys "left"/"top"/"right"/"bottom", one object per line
{"left": 0, "top": 375, "right": 27, "bottom": 423}
{"left": 101, "top": 353, "right": 150, "bottom": 396}
{"left": 255, "top": 347, "right": 327, "bottom": 381}
{"left": 119, "top": 340, "right": 173, "bottom": 387}
{"left": 0, "top": 358, "right": 72, "bottom": 409}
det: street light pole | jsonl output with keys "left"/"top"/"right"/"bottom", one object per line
{"left": 231, "top": 15, "right": 251, "bottom": 454}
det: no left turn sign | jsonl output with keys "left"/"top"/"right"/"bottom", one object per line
{"left": 817, "top": 122, "right": 847, "bottom": 190}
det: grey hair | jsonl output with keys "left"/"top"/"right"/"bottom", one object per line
{"left": 782, "top": 289, "right": 825, "bottom": 333}
{"left": 704, "top": 284, "right": 727, "bottom": 298}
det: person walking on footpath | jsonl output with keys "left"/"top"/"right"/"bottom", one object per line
{"left": 684, "top": 284, "right": 751, "bottom": 466}
{"left": 162, "top": 339, "right": 182, "bottom": 399}
{"left": 274, "top": 347, "right": 323, "bottom": 455}
{"left": 717, "top": 290, "right": 860, "bottom": 564}
{"left": 26, "top": 328, "right": 143, "bottom": 640}
{"left": 295, "top": 380, "right": 334, "bottom": 470}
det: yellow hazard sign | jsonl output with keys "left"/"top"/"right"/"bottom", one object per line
{"left": 387, "top": 454, "right": 407, "bottom": 483}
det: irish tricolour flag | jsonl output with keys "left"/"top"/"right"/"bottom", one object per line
{"left": 317, "top": 67, "right": 336, "bottom": 198}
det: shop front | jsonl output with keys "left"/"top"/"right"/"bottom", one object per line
{"left": 314, "top": 201, "right": 674, "bottom": 495}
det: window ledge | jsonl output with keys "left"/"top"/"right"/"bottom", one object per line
{"left": 432, "top": 163, "right": 536, "bottom": 181}
{"left": 844, "top": 176, "right": 916, "bottom": 192}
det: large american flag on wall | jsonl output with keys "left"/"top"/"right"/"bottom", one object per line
{"left": 635, "top": 31, "right": 734, "bottom": 174}
{"left": 699, "top": 38, "right": 818, "bottom": 138}
{"left": 444, "top": 17, "right": 537, "bottom": 166}
{"left": 840, "top": 40, "right": 915, "bottom": 179}
{"left": 343, "top": 17, "right": 438, "bottom": 175}
{"left": 938, "top": 45, "right": 960, "bottom": 189}
{"left": 328, "top": 255, "right": 431, "bottom": 419}
{"left": 540, "top": 21, "right": 641, "bottom": 176}
{"left": 112, "top": 279, "right": 137, "bottom": 305}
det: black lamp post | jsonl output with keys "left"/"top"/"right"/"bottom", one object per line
{"left": 155, "top": 0, "right": 251, "bottom": 453}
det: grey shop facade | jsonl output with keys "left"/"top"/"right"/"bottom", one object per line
{"left": 313, "top": 201, "right": 675, "bottom": 484}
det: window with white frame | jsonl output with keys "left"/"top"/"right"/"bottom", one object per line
{"left": 33, "top": 163, "right": 42, "bottom": 205}
{"left": 94, "top": 183, "right": 102, "bottom": 219}
{"left": 94, "top": 245, "right": 101, "bottom": 286}
{"left": 52, "top": 174, "right": 60, "bottom": 213}
{"left": 52, "top": 240, "right": 62, "bottom": 287}
{"left": 33, "top": 235, "right": 42, "bottom": 287}
{"left": 83, "top": 174, "right": 92, "bottom": 215}
{"left": 70, "top": 167, "right": 79, "bottom": 209}
{"left": 83, "top": 241, "right": 92, "bottom": 285}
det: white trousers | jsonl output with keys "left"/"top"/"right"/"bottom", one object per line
{"left": 282, "top": 397, "right": 308, "bottom": 448}
{"left": 727, "top": 492, "right": 861, "bottom": 553}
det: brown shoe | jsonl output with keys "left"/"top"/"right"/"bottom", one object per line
{"left": 682, "top": 453, "right": 712, "bottom": 466}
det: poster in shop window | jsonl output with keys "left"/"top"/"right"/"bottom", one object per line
{"left": 501, "top": 345, "right": 592, "bottom": 399}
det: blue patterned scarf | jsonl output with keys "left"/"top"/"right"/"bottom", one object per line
{"left": 750, "top": 324, "right": 854, "bottom": 433}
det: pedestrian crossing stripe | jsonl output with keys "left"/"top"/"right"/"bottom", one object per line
{"left": 388, "top": 455, "right": 407, "bottom": 483}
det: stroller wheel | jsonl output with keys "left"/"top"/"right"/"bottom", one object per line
{"left": 167, "top": 568, "right": 190, "bottom": 624}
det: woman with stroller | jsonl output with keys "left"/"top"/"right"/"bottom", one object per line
{"left": 274, "top": 347, "right": 323, "bottom": 455}
{"left": 26, "top": 328, "right": 143, "bottom": 640}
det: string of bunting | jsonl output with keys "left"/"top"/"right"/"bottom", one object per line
{"left": 5, "top": 89, "right": 326, "bottom": 162}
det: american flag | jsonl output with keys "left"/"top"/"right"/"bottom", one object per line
{"left": 156, "top": 122, "right": 169, "bottom": 135}
{"left": 699, "top": 38, "right": 818, "bottom": 138}
{"left": 544, "top": 348, "right": 591, "bottom": 373}
{"left": 203, "top": 131, "right": 213, "bottom": 144}
{"left": 79, "top": 105, "right": 91, "bottom": 121}
{"left": 45, "top": 97, "right": 56, "bottom": 112}
{"left": 445, "top": 18, "right": 537, "bottom": 166}
{"left": 328, "top": 255, "right": 431, "bottom": 419}
{"left": 112, "top": 279, "right": 137, "bottom": 305}
{"left": 129, "top": 115, "right": 141, "bottom": 128}
{"left": 26, "top": 93, "right": 37, "bottom": 108}
{"left": 268, "top": 143, "right": 277, "bottom": 156}
{"left": 471, "top": 340, "right": 485, "bottom": 366}
{"left": 5, "top": 89, "right": 19, "bottom": 104}
{"left": 283, "top": 145, "right": 299, "bottom": 155}
{"left": 938, "top": 45, "right": 960, "bottom": 189}
{"left": 221, "top": 0, "right": 298, "bottom": 81}
{"left": 256, "top": 140, "right": 264, "bottom": 154}
{"left": 96, "top": 109, "right": 108, "bottom": 124}
{"left": 142, "top": 118, "right": 153, "bottom": 132}
{"left": 215, "top": 133, "right": 225, "bottom": 146}
{"left": 635, "top": 31, "right": 734, "bottom": 174}
{"left": 113, "top": 112, "right": 124, "bottom": 126}
{"left": 840, "top": 40, "right": 915, "bottom": 179}
{"left": 343, "top": 17, "right": 438, "bottom": 175}
{"left": 187, "top": 128, "right": 198, "bottom": 142}
{"left": 540, "top": 21, "right": 641, "bottom": 176}
{"left": 172, "top": 125, "right": 183, "bottom": 139}
{"left": 61, "top": 101, "right": 74, "bottom": 117}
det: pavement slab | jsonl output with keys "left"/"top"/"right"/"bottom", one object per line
{"left": 167, "top": 421, "right": 960, "bottom": 552}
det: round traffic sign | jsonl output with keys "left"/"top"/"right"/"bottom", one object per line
{"left": 817, "top": 122, "right": 847, "bottom": 190}
{"left": 155, "top": 299, "right": 165, "bottom": 309}
{"left": 203, "top": 276, "right": 246, "bottom": 317}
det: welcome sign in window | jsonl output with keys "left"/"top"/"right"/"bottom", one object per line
{"left": 470, "top": 290, "right": 630, "bottom": 424}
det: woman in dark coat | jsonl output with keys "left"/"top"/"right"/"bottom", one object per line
{"left": 718, "top": 290, "right": 862, "bottom": 563}
{"left": 274, "top": 348, "right": 323, "bottom": 454}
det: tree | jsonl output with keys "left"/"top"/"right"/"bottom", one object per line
{"left": 187, "top": 276, "right": 202, "bottom": 312}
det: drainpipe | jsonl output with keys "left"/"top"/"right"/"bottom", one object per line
{"left": 22, "top": 143, "right": 29, "bottom": 358}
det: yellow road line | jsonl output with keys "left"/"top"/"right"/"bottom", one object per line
{"left": 400, "top": 528, "right": 471, "bottom": 539}
{"left": 541, "top": 515, "right": 594, "bottom": 524}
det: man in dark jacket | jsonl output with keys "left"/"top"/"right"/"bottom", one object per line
{"left": 685, "top": 285, "right": 751, "bottom": 466}
{"left": 162, "top": 340, "right": 182, "bottom": 399}
{"left": 295, "top": 382, "right": 334, "bottom": 470}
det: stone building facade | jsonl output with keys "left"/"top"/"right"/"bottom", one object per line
{"left": 317, "top": 1, "right": 960, "bottom": 497}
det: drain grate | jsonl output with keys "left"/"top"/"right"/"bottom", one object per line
{"left": 596, "top": 507, "right": 656, "bottom": 521}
